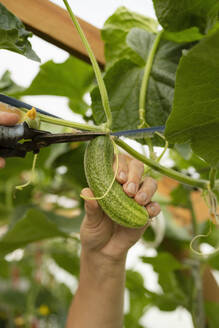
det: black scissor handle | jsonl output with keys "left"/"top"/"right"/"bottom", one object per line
{"left": 0, "top": 124, "right": 25, "bottom": 145}
{"left": 0, "top": 145, "right": 27, "bottom": 158}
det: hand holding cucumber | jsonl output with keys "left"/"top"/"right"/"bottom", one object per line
{"left": 81, "top": 153, "right": 161, "bottom": 262}
{"left": 0, "top": 111, "right": 20, "bottom": 168}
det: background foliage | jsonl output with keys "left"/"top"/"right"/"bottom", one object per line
{"left": 0, "top": 1, "right": 219, "bottom": 327}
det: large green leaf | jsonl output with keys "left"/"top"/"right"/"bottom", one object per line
{"left": 141, "top": 253, "right": 188, "bottom": 308}
{"left": 205, "top": 301, "right": 219, "bottom": 328}
{"left": 18, "top": 56, "right": 94, "bottom": 115}
{"left": 153, "top": 0, "right": 219, "bottom": 32}
{"left": 170, "top": 146, "right": 209, "bottom": 170}
{"left": 0, "top": 208, "right": 83, "bottom": 257}
{"left": 51, "top": 249, "right": 80, "bottom": 277}
{"left": 0, "top": 3, "right": 40, "bottom": 61}
{"left": 126, "top": 270, "right": 150, "bottom": 321}
{"left": 92, "top": 28, "right": 188, "bottom": 132}
{"left": 163, "top": 27, "right": 204, "bottom": 43}
{"left": 52, "top": 143, "right": 87, "bottom": 194}
{"left": 206, "top": 251, "right": 219, "bottom": 270}
{"left": 0, "top": 70, "right": 25, "bottom": 95}
{"left": 102, "top": 6, "right": 158, "bottom": 67}
{"left": 165, "top": 29, "right": 219, "bottom": 168}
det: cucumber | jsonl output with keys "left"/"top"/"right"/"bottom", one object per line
{"left": 84, "top": 136, "right": 149, "bottom": 228}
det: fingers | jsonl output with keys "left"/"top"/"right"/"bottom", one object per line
{"left": 135, "top": 177, "right": 157, "bottom": 205}
{"left": 113, "top": 153, "right": 160, "bottom": 219}
{"left": 146, "top": 201, "right": 161, "bottom": 218}
{"left": 81, "top": 188, "right": 104, "bottom": 227}
{"left": 123, "top": 159, "right": 144, "bottom": 197}
{"left": 0, "top": 158, "right": 5, "bottom": 169}
{"left": 0, "top": 112, "right": 20, "bottom": 126}
{"left": 113, "top": 154, "right": 128, "bottom": 183}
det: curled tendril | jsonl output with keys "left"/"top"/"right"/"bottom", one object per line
{"left": 80, "top": 138, "right": 119, "bottom": 201}
{"left": 16, "top": 154, "right": 38, "bottom": 191}
{"left": 190, "top": 188, "right": 219, "bottom": 256}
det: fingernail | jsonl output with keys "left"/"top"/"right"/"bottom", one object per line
{"left": 138, "top": 192, "right": 147, "bottom": 203}
{"left": 127, "top": 182, "right": 136, "bottom": 194}
{"left": 119, "top": 171, "right": 127, "bottom": 181}
{"left": 149, "top": 205, "right": 156, "bottom": 214}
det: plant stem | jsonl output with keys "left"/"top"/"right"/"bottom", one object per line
{"left": 138, "top": 30, "right": 164, "bottom": 158}
{"left": 63, "top": 0, "right": 112, "bottom": 129}
{"left": 115, "top": 138, "right": 208, "bottom": 189}
{"left": 189, "top": 198, "right": 198, "bottom": 237}
{"left": 209, "top": 168, "right": 217, "bottom": 190}
{"left": 156, "top": 136, "right": 169, "bottom": 163}
{"left": 191, "top": 261, "right": 206, "bottom": 328}
{"left": 188, "top": 198, "right": 206, "bottom": 328}
{"left": 19, "top": 108, "right": 105, "bottom": 132}
{"left": 139, "top": 30, "right": 163, "bottom": 120}
{"left": 214, "top": 179, "right": 219, "bottom": 189}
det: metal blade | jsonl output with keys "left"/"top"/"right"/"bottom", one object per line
{"left": 111, "top": 126, "right": 165, "bottom": 138}
{"left": 0, "top": 94, "right": 60, "bottom": 119}
{"left": 33, "top": 131, "right": 107, "bottom": 146}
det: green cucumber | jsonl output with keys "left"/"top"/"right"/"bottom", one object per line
{"left": 84, "top": 136, "right": 149, "bottom": 228}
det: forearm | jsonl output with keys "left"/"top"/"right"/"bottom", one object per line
{"left": 66, "top": 249, "right": 127, "bottom": 328}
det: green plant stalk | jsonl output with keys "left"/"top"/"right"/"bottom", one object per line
{"left": 63, "top": 0, "right": 112, "bottom": 129}
{"left": 115, "top": 138, "right": 208, "bottom": 189}
{"left": 20, "top": 108, "right": 105, "bottom": 132}
{"left": 188, "top": 198, "right": 205, "bottom": 328}
{"left": 189, "top": 198, "right": 198, "bottom": 237}
{"left": 139, "top": 30, "right": 163, "bottom": 121}
{"left": 138, "top": 30, "right": 164, "bottom": 157}
{"left": 209, "top": 168, "right": 217, "bottom": 190}
{"left": 157, "top": 137, "right": 168, "bottom": 163}
{"left": 190, "top": 261, "right": 206, "bottom": 328}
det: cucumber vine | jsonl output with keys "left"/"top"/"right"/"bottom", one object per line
{"left": 63, "top": 0, "right": 112, "bottom": 130}
{"left": 61, "top": 0, "right": 218, "bottom": 192}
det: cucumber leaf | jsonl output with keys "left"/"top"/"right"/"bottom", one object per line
{"left": 126, "top": 270, "right": 150, "bottom": 323}
{"left": 0, "top": 208, "right": 82, "bottom": 258}
{"left": 163, "top": 27, "right": 204, "bottom": 43}
{"left": 141, "top": 253, "right": 188, "bottom": 309}
{"left": 165, "top": 29, "right": 219, "bottom": 168}
{"left": 102, "top": 6, "right": 158, "bottom": 67}
{"left": 205, "top": 302, "right": 219, "bottom": 328}
{"left": 0, "top": 70, "right": 25, "bottom": 95}
{"left": 152, "top": 0, "right": 219, "bottom": 33}
{"left": 50, "top": 249, "right": 80, "bottom": 277}
{"left": 0, "top": 3, "right": 40, "bottom": 62}
{"left": 18, "top": 56, "right": 94, "bottom": 115}
{"left": 92, "top": 28, "right": 189, "bottom": 131}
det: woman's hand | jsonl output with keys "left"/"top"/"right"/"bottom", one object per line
{"left": 80, "top": 154, "right": 161, "bottom": 262}
{"left": 0, "top": 111, "right": 20, "bottom": 168}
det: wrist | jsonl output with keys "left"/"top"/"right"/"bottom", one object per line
{"left": 80, "top": 248, "right": 127, "bottom": 282}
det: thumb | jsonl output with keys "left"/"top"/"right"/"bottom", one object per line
{"left": 81, "top": 188, "right": 104, "bottom": 227}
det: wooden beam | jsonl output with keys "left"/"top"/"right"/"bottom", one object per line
{"left": 1, "top": 0, "right": 105, "bottom": 66}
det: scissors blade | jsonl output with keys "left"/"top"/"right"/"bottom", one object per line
{"left": 0, "top": 94, "right": 60, "bottom": 119}
{"left": 111, "top": 126, "right": 165, "bottom": 138}
{"left": 34, "top": 130, "right": 107, "bottom": 146}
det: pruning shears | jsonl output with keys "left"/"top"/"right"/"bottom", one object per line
{"left": 0, "top": 94, "right": 165, "bottom": 158}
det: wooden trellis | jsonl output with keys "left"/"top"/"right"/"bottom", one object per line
{"left": 1, "top": 0, "right": 105, "bottom": 66}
